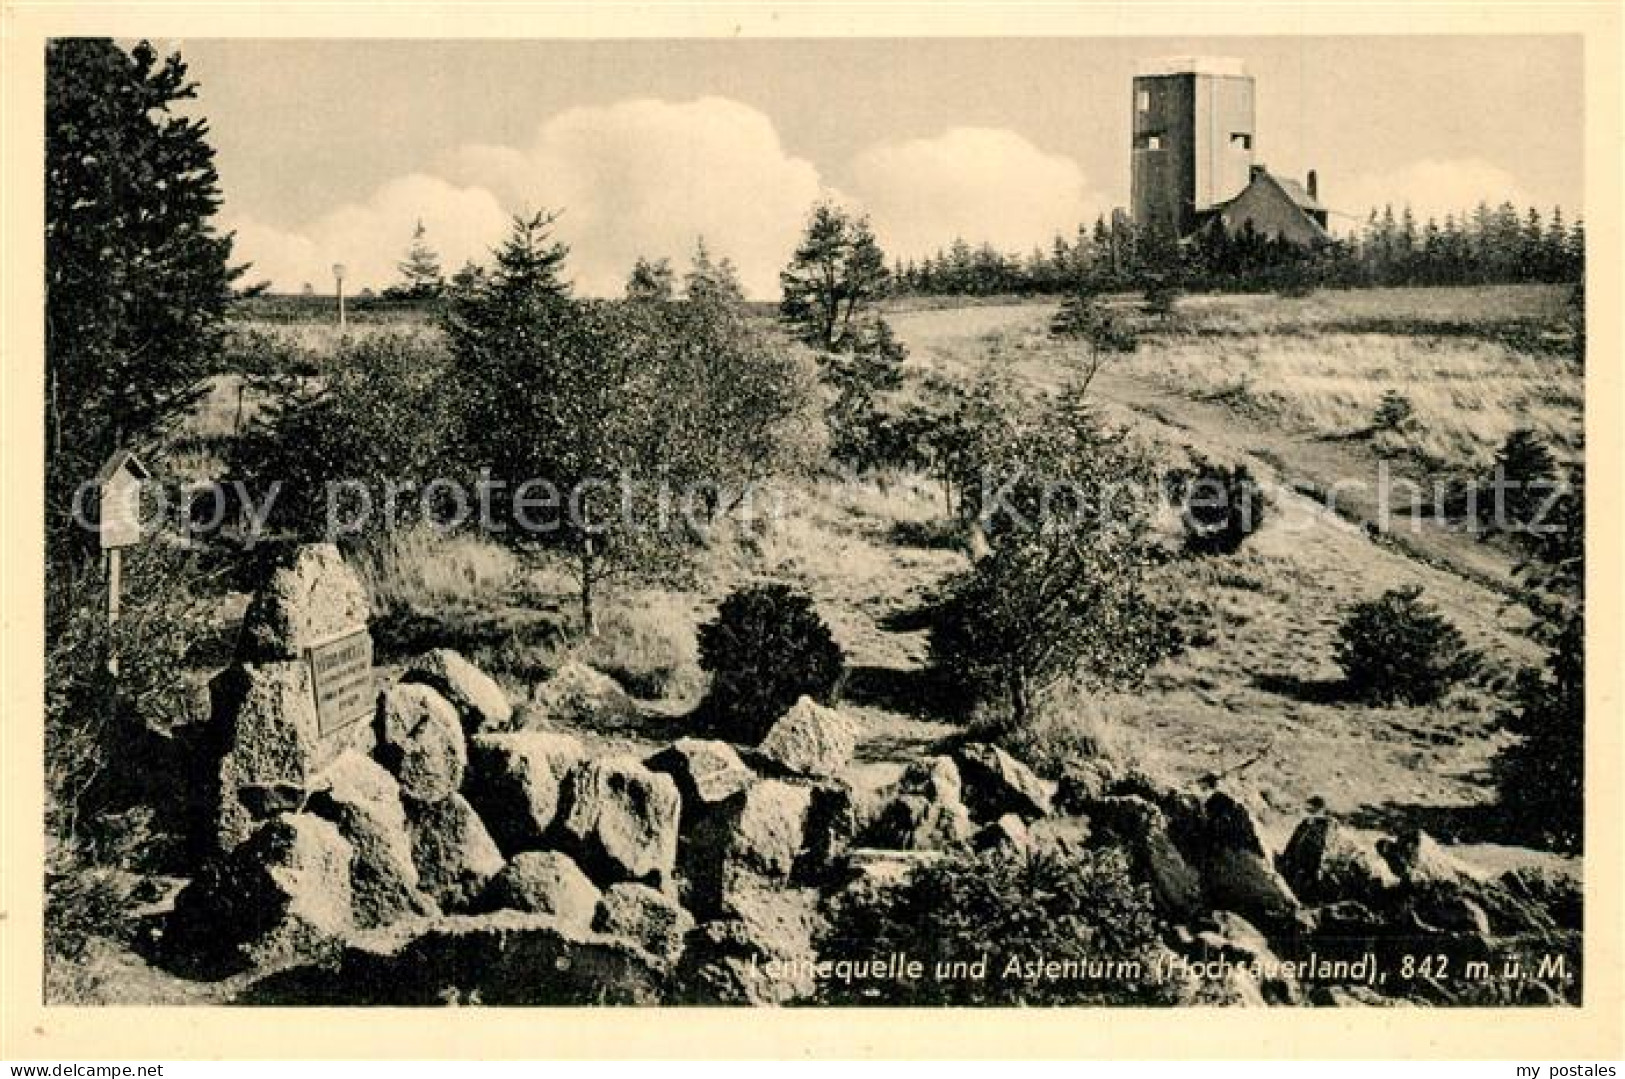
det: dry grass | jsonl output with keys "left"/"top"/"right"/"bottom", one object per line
{"left": 1126, "top": 332, "right": 1582, "bottom": 467}
{"left": 354, "top": 527, "right": 523, "bottom": 615}
{"left": 1169, "top": 283, "right": 1572, "bottom": 335}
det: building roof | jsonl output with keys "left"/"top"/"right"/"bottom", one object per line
{"left": 1271, "top": 175, "right": 1327, "bottom": 214}
{"left": 1135, "top": 56, "right": 1248, "bottom": 78}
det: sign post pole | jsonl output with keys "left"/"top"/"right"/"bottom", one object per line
{"left": 93, "top": 448, "right": 148, "bottom": 679}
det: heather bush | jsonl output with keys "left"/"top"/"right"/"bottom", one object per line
{"left": 817, "top": 846, "right": 1170, "bottom": 1005}
{"left": 1334, "top": 585, "right": 1476, "bottom": 705}
{"left": 697, "top": 583, "right": 846, "bottom": 743}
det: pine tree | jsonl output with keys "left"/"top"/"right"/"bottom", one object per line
{"left": 392, "top": 218, "right": 445, "bottom": 299}
{"left": 46, "top": 39, "right": 241, "bottom": 548}
{"left": 779, "top": 203, "right": 890, "bottom": 350}
{"left": 625, "top": 255, "right": 675, "bottom": 302}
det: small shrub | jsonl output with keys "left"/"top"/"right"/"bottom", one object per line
{"left": 1478, "top": 428, "right": 1559, "bottom": 535}
{"left": 817, "top": 846, "right": 1171, "bottom": 1005}
{"left": 1334, "top": 585, "right": 1476, "bottom": 705}
{"left": 1371, "top": 389, "right": 1415, "bottom": 434}
{"left": 1141, "top": 276, "right": 1182, "bottom": 320}
{"left": 1166, "top": 454, "right": 1267, "bottom": 555}
{"left": 697, "top": 583, "right": 846, "bottom": 743}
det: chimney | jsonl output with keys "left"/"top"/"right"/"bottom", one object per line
{"left": 1307, "top": 169, "right": 1319, "bottom": 200}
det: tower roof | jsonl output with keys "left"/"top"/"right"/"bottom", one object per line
{"left": 1135, "top": 56, "right": 1248, "bottom": 78}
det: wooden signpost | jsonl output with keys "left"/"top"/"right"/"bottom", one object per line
{"left": 94, "top": 449, "right": 148, "bottom": 675}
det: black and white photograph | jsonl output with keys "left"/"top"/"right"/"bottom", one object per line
{"left": 9, "top": 6, "right": 1617, "bottom": 1046}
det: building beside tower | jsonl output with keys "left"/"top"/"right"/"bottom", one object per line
{"left": 1131, "top": 57, "right": 1330, "bottom": 246}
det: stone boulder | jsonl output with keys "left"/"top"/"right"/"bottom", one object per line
{"left": 866, "top": 792, "right": 974, "bottom": 852}
{"left": 465, "top": 730, "right": 586, "bottom": 856}
{"left": 973, "top": 813, "right": 1031, "bottom": 853}
{"left": 798, "top": 781, "right": 863, "bottom": 878}
{"left": 235, "top": 543, "right": 371, "bottom": 664}
{"left": 1052, "top": 759, "right": 1117, "bottom": 815}
{"left": 211, "top": 661, "right": 372, "bottom": 851}
{"left": 1197, "top": 788, "right": 1299, "bottom": 930}
{"left": 481, "top": 851, "right": 600, "bottom": 931}
{"left": 1192, "top": 911, "right": 1302, "bottom": 1005}
{"left": 1378, "top": 829, "right": 1487, "bottom": 887}
{"left": 675, "top": 886, "right": 822, "bottom": 1005}
{"left": 1277, "top": 816, "right": 1398, "bottom": 905}
{"left": 306, "top": 751, "right": 434, "bottom": 928}
{"left": 593, "top": 882, "right": 695, "bottom": 963}
{"left": 646, "top": 738, "right": 755, "bottom": 813}
{"left": 529, "top": 661, "right": 638, "bottom": 730}
{"left": 1088, "top": 795, "right": 1204, "bottom": 921}
{"left": 403, "top": 648, "right": 512, "bottom": 733}
{"left": 898, "top": 756, "right": 962, "bottom": 805}
{"left": 403, "top": 793, "right": 505, "bottom": 910}
{"left": 952, "top": 743, "right": 1052, "bottom": 821}
{"left": 555, "top": 756, "right": 681, "bottom": 888}
{"left": 686, "top": 779, "right": 812, "bottom": 916}
{"left": 375, "top": 683, "right": 466, "bottom": 803}
{"left": 756, "top": 697, "right": 858, "bottom": 779}
{"left": 245, "top": 912, "right": 665, "bottom": 1005}
{"left": 169, "top": 812, "right": 354, "bottom": 970}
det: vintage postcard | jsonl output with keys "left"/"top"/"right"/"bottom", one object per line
{"left": 1, "top": 0, "right": 1620, "bottom": 1061}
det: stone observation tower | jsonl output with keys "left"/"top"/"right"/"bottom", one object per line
{"left": 1131, "top": 55, "right": 1258, "bottom": 241}
{"left": 1131, "top": 55, "right": 1330, "bottom": 246}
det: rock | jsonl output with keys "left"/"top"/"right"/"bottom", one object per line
{"left": 1498, "top": 866, "right": 1583, "bottom": 931}
{"left": 482, "top": 851, "right": 600, "bottom": 930}
{"left": 375, "top": 683, "right": 467, "bottom": 803}
{"left": 1193, "top": 911, "right": 1302, "bottom": 1005}
{"left": 593, "top": 882, "right": 694, "bottom": 963}
{"left": 1277, "top": 816, "right": 1399, "bottom": 904}
{"left": 836, "top": 847, "right": 946, "bottom": 897}
{"left": 169, "top": 813, "right": 353, "bottom": 970}
{"left": 465, "top": 730, "right": 586, "bottom": 856}
{"left": 1027, "top": 816, "right": 1093, "bottom": 853}
{"left": 245, "top": 912, "right": 664, "bottom": 1005}
{"left": 686, "top": 779, "right": 812, "bottom": 917}
{"left": 403, "top": 648, "right": 512, "bottom": 733}
{"left": 1205, "top": 788, "right": 1270, "bottom": 858}
{"left": 798, "top": 781, "right": 862, "bottom": 878}
{"left": 646, "top": 738, "right": 754, "bottom": 811}
{"left": 757, "top": 696, "right": 857, "bottom": 778}
{"left": 866, "top": 792, "right": 974, "bottom": 852}
{"left": 211, "top": 661, "right": 374, "bottom": 851}
{"left": 530, "top": 661, "right": 638, "bottom": 730}
{"left": 236, "top": 543, "right": 370, "bottom": 664}
{"left": 952, "top": 743, "right": 1052, "bottom": 821}
{"left": 1378, "top": 829, "right": 1486, "bottom": 887}
{"left": 1406, "top": 885, "right": 1492, "bottom": 936}
{"left": 555, "top": 756, "right": 681, "bottom": 888}
{"left": 1308, "top": 984, "right": 1394, "bottom": 1007}
{"left": 306, "top": 751, "right": 434, "bottom": 928}
{"left": 1053, "top": 759, "right": 1116, "bottom": 815}
{"left": 403, "top": 793, "right": 504, "bottom": 910}
{"left": 897, "top": 756, "right": 962, "bottom": 805}
{"left": 1203, "top": 847, "right": 1300, "bottom": 930}
{"left": 674, "top": 886, "right": 822, "bottom": 1005}
{"left": 1089, "top": 796, "right": 1204, "bottom": 921}
{"left": 973, "top": 813, "right": 1031, "bottom": 853}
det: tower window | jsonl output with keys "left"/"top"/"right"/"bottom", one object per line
{"left": 1137, "top": 89, "right": 1150, "bottom": 111}
{"left": 1230, "top": 132, "right": 1252, "bottom": 150}
{"left": 1136, "top": 133, "right": 1162, "bottom": 151}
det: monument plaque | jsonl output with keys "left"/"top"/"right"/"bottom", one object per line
{"left": 306, "top": 629, "right": 374, "bottom": 737}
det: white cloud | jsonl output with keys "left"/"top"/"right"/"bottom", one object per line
{"left": 1332, "top": 158, "right": 1534, "bottom": 231}
{"left": 226, "top": 103, "right": 1107, "bottom": 298}
{"left": 437, "top": 96, "right": 827, "bottom": 297}
{"left": 228, "top": 174, "right": 510, "bottom": 294}
{"left": 847, "top": 127, "right": 1105, "bottom": 260}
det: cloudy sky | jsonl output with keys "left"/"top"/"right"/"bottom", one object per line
{"left": 173, "top": 36, "right": 1583, "bottom": 297}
